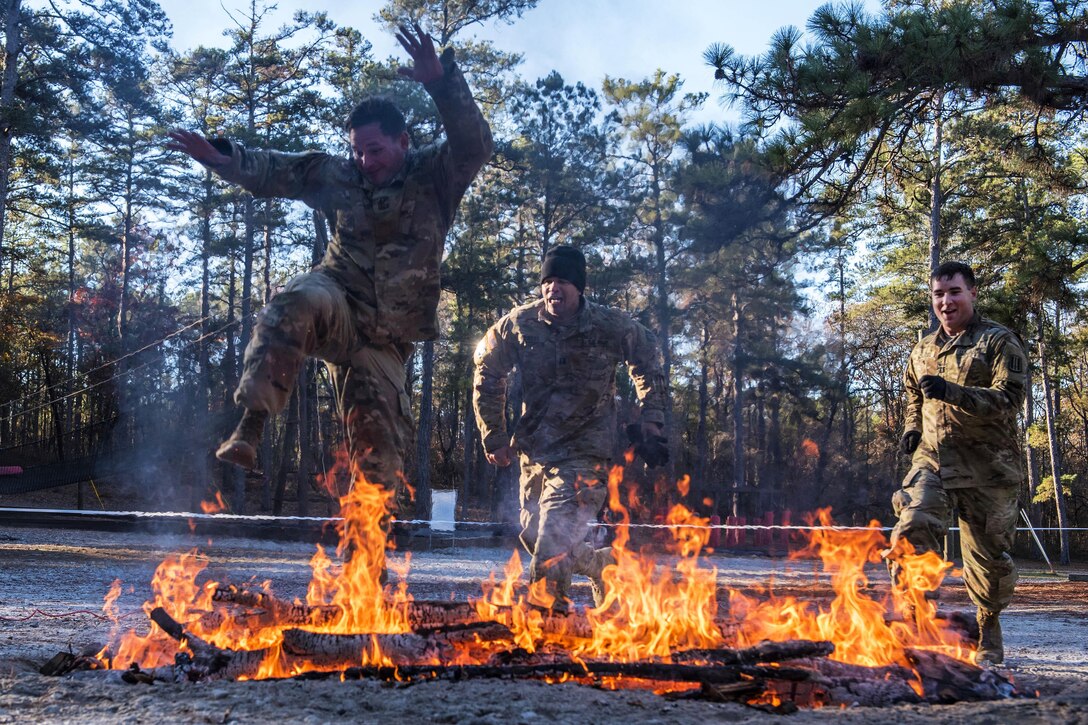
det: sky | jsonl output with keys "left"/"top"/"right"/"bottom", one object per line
{"left": 158, "top": 0, "right": 884, "bottom": 125}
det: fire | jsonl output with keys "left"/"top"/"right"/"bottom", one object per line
{"left": 98, "top": 453, "right": 973, "bottom": 691}
{"left": 730, "top": 509, "right": 970, "bottom": 669}
{"left": 474, "top": 470, "right": 971, "bottom": 676}
{"left": 578, "top": 466, "right": 721, "bottom": 660}
{"left": 200, "top": 491, "right": 227, "bottom": 514}
{"left": 100, "top": 453, "right": 412, "bottom": 676}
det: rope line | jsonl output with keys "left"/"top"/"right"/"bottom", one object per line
{"left": 4, "top": 508, "right": 1088, "bottom": 533}
{"left": 6, "top": 319, "right": 238, "bottom": 419}
{"left": 0, "top": 608, "right": 143, "bottom": 623}
{"left": 0, "top": 315, "right": 213, "bottom": 411}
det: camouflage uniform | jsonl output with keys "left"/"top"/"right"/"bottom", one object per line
{"left": 209, "top": 50, "right": 493, "bottom": 505}
{"left": 472, "top": 299, "right": 667, "bottom": 608}
{"left": 890, "top": 313, "right": 1027, "bottom": 613}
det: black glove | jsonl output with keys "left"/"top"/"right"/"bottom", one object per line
{"left": 918, "top": 374, "right": 950, "bottom": 401}
{"left": 625, "top": 423, "right": 670, "bottom": 468}
{"left": 899, "top": 430, "right": 921, "bottom": 455}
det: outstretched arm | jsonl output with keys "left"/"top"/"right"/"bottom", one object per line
{"left": 166, "top": 129, "right": 231, "bottom": 167}
{"left": 397, "top": 24, "right": 493, "bottom": 204}
{"left": 473, "top": 319, "right": 518, "bottom": 465}
{"left": 167, "top": 129, "right": 330, "bottom": 204}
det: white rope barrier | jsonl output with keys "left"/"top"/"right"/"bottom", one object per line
{"left": 4, "top": 507, "right": 1088, "bottom": 533}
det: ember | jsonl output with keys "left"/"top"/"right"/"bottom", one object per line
{"left": 60, "top": 459, "right": 1022, "bottom": 708}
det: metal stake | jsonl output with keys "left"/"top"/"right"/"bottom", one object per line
{"left": 1020, "top": 508, "right": 1057, "bottom": 576}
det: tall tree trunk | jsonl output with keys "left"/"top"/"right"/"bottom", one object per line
{"left": 462, "top": 385, "right": 478, "bottom": 511}
{"left": 223, "top": 241, "right": 241, "bottom": 507}
{"left": 1023, "top": 366, "right": 1042, "bottom": 510}
{"left": 192, "top": 170, "right": 215, "bottom": 509}
{"left": 232, "top": 196, "right": 256, "bottom": 514}
{"left": 0, "top": 0, "right": 22, "bottom": 269}
{"left": 258, "top": 208, "right": 274, "bottom": 507}
{"left": 38, "top": 351, "right": 64, "bottom": 462}
{"left": 730, "top": 291, "right": 745, "bottom": 517}
{"left": 651, "top": 175, "right": 675, "bottom": 482}
{"left": 927, "top": 96, "right": 943, "bottom": 331}
{"left": 695, "top": 320, "right": 709, "bottom": 495}
{"left": 1036, "top": 306, "right": 1071, "bottom": 564}
{"left": 272, "top": 385, "right": 299, "bottom": 515}
{"left": 414, "top": 340, "right": 434, "bottom": 521}
{"left": 296, "top": 362, "right": 311, "bottom": 517}
{"left": 117, "top": 128, "right": 136, "bottom": 348}
{"left": 65, "top": 145, "right": 77, "bottom": 445}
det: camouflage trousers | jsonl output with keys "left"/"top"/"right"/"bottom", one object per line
{"left": 234, "top": 270, "right": 413, "bottom": 514}
{"left": 889, "top": 469, "right": 1019, "bottom": 613}
{"left": 518, "top": 455, "right": 613, "bottom": 609}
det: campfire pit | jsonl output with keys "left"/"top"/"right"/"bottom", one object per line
{"left": 36, "top": 460, "right": 1029, "bottom": 711}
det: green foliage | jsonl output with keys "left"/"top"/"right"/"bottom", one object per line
{"left": 1034, "top": 473, "right": 1077, "bottom": 504}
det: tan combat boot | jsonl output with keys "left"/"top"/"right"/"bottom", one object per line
{"left": 974, "top": 608, "right": 1004, "bottom": 666}
{"left": 215, "top": 409, "right": 268, "bottom": 469}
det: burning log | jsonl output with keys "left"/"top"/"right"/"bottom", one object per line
{"left": 413, "top": 621, "right": 516, "bottom": 646}
{"left": 671, "top": 639, "right": 835, "bottom": 666}
{"left": 280, "top": 628, "right": 450, "bottom": 667}
{"left": 302, "top": 660, "right": 817, "bottom": 685}
{"left": 211, "top": 585, "right": 343, "bottom": 628}
{"left": 280, "top": 621, "right": 514, "bottom": 667}
{"left": 211, "top": 585, "right": 481, "bottom": 629}
{"left": 149, "top": 607, "right": 271, "bottom": 681}
{"left": 906, "top": 649, "right": 1019, "bottom": 703}
{"left": 783, "top": 649, "right": 1022, "bottom": 707}
{"left": 210, "top": 586, "right": 743, "bottom": 645}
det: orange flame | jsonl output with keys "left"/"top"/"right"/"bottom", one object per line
{"left": 730, "top": 509, "right": 970, "bottom": 670}
{"left": 100, "top": 453, "right": 973, "bottom": 692}
{"left": 102, "top": 450, "right": 412, "bottom": 676}
{"left": 200, "top": 491, "right": 227, "bottom": 515}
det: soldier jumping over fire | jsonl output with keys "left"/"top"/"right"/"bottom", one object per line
{"left": 889, "top": 261, "right": 1027, "bottom": 666}
{"left": 472, "top": 245, "right": 669, "bottom": 612}
{"left": 167, "top": 24, "right": 493, "bottom": 513}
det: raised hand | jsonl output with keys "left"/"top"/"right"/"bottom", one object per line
{"left": 395, "top": 22, "right": 443, "bottom": 85}
{"left": 166, "top": 129, "right": 230, "bottom": 167}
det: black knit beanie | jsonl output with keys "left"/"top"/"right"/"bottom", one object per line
{"left": 540, "top": 245, "right": 586, "bottom": 293}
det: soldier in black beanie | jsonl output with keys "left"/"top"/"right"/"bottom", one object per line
{"left": 472, "top": 244, "right": 669, "bottom": 612}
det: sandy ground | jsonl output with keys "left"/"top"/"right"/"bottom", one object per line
{"left": 1, "top": 525, "right": 1087, "bottom": 724}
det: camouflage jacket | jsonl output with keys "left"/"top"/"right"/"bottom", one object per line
{"left": 903, "top": 314, "right": 1027, "bottom": 488}
{"left": 208, "top": 49, "right": 492, "bottom": 345}
{"left": 472, "top": 299, "right": 667, "bottom": 465}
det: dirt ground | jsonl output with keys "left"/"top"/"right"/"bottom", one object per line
{"left": 2, "top": 525, "right": 1087, "bottom": 724}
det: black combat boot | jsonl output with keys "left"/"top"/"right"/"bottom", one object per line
{"left": 215, "top": 409, "right": 268, "bottom": 470}
{"left": 974, "top": 608, "right": 1004, "bottom": 666}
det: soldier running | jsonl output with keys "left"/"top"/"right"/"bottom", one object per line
{"left": 889, "top": 261, "right": 1027, "bottom": 666}
{"left": 167, "top": 24, "right": 493, "bottom": 514}
{"left": 472, "top": 246, "right": 668, "bottom": 612}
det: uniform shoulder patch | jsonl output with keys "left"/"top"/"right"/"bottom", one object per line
{"left": 1009, "top": 354, "right": 1024, "bottom": 373}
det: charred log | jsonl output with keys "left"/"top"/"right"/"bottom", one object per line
{"left": 303, "top": 660, "right": 816, "bottom": 685}
{"left": 211, "top": 585, "right": 481, "bottom": 629}
{"left": 280, "top": 628, "right": 450, "bottom": 667}
{"left": 279, "top": 622, "right": 513, "bottom": 666}
{"left": 149, "top": 607, "right": 271, "bottom": 681}
{"left": 671, "top": 640, "right": 835, "bottom": 666}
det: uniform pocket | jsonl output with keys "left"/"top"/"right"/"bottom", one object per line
{"left": 960, "top": 350, "right": 991, "bottom": 387}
